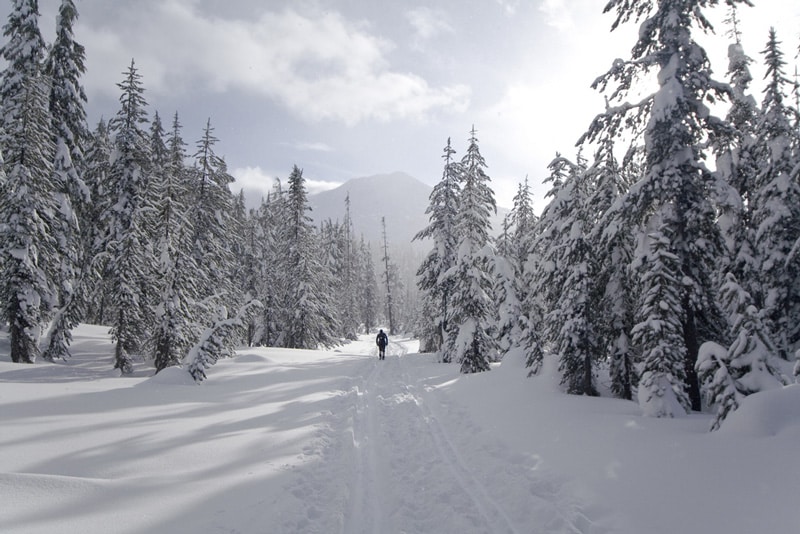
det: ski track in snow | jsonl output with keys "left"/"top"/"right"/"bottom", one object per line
{"left": 280, "top": 337, "right": 601, "bottom": 534}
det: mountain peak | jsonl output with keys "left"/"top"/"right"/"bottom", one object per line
{"left": 309, "top": 172, "right": 431, "bottom": 248}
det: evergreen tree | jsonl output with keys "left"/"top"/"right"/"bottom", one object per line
{"left": 245, "top": 179, "right": 289, "bottom": 347}
{"left": 414, "top": 138, "right": 461, "bottom": 355}
{"left": 443, "top": 127, "right": 497, "bottom": 373}
{"left": 751, "top": 28, "right": 800, "bottom": 357}
{"left": 495, "top": 213, "right": 514, "bottom": 261}
{"left": 491, "top": 253, "right": 520, "bottom": 357}
{"left": 0, "top": 0, "right": 48, "bottom": 158}
{"left": 531, "top": 155, "right": 599, "bottom": 395}
{"left": 102, "top": 60, "right": 153, "bottom": 374}
{"left": 41, "top": 0, "right": 90, "bottom": 361}
{"left": 517, "top": 179, "right": 546, "bottom": 377}
{"left": 713, "top": 10, "right": 760, "bottom": 309}
{"left": 356, "top": 237, "right": 379, "bottom": 334}
{"left": 632, "top": 221, "right": 691, "bottom": 417}
{"left": 190, "top": 119, "right": 236, "bottom": 306}
{"left": 585, "top": 136, "right": 638, "bottom": 400}
{"left": 81, "top": 119, "right": 112, "bottom": 324}
{"left": 319, "top": 213, "right": 359, "bottom": 340}
{"left": 697, "top": 273, "right": 788, "bottom": 430}
{"left": 277, "top": 165, "right": 339, "bottom": 349}
{"left": 584, "top": 0, "right": 736, "bottom": 412}
{"left": 150, "top": 112, "right": 198, "bottom": 373}
{"left": 340, "top": 194, "right": 359, "bottom": 339}
{"left": 0, "top": 1, "right": 57, "bottom": 364}
{"left": 509, "top": 177, "right": 536, "bottom": 277}
{"left": 380, "top": 217, "right": 396, "bottom": 334}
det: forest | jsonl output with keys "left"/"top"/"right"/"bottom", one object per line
{"left": 1, "top": 0, "right": 799, "bottom": 432}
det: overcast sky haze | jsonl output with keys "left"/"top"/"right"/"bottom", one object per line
{"left": 5, "top": 0, "right": 800, "bottom": 211}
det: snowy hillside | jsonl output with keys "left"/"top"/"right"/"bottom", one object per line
{"left": 1, "top": 325, "right": 798, "bottom": 534}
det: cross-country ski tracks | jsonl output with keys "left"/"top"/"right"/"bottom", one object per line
{"left": 278, "top": 349, "right": 604, "bottom": 533}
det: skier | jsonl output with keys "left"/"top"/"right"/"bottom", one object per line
{"left": 376, "top": 329, "right": 388, "bottom": 360}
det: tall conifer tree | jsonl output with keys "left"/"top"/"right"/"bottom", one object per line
{"left": 443, "top": 127, "right": 497, "bottom": 373}
{"left": 750, "top": 29, "right": 800, "bottom": 357}
{"left": 103, "top": 60, "right": 153, "bottom": 374}
{"left": 0, "top": 0, "right": 57, "bottom": 364}
{"left": 583, "top": 0, "right": 740, "bottom": 413}
{"left": 415, "top": 138, "right": 461, "bottom": 355}
{"left": 41, "top": 0, "right": 89, "bottom": 361}
{"left": 277, "top": 165, "right": 339, "bottom": 349}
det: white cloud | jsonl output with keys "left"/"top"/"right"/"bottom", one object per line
{"left": 495, "top": 0, "right": 520, "bottom": 16}
{"left": 305, "top": 178, "right": 343, "bottom": 196}
{"left": 231, "top": 166, "right": 341, "bottom": 199}
{"left": 230, "top": 166, "right": 282, "bottom": 197}
{"left": 538, "top": 0, "right": 575, "bottom": 31}
{"left": 283, "top": 141, "right": 335, "bottom": 153}
{"left": 406, "top": 7, "right": 455, "bottom": 41}
{"left": 78, "top": 2, "right": 469, "bottom": 125}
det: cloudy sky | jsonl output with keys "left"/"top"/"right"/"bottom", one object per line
{"left": 7, "top": 0, "right": 799, "bottom": 210}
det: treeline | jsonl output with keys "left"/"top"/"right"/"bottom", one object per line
{"left": 0, "top": 1, "right": 384, "bottom": 379}
{"left": 416, "top": 2, "right": 800, "bottom": 430}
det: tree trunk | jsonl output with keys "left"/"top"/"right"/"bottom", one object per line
{"left": 682, "top": 305, "right": 702, "bottom": 412}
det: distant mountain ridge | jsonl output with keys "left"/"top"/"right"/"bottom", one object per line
{"left": 308, "top": 171, "right": 432, "bottom": 249}
{"left": 308, "top": 171, "right": 509, "bottom": 250}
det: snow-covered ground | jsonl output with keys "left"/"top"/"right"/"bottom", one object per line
{"left": 1, "top": 325, "right": 798, "bottom": 533}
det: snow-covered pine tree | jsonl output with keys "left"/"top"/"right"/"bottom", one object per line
{"left": 251, "top": 182, "right": 286, "bottom": 347}
{"left": 102, "top": 59, "right": 154, "bottom": 374}
{"left": 357, "top": 237, "right": 379, "bottom": 334}
{"left": 516, "top": 178, "right": 547, "bottom": 377}
{"left": 750, "top": 28, "right": 800, "bottom": 358}
{"left": 229, "top": 189, "right": 251, "bottom": 338}
{"left": 237, "top": 194, "right": 261, "bottom": 346}
{"left": 532, "top": 155, "right": 600, "bottom": 395}
{"left": 584, "top": 0, "right": 735, "bottom": 412}
{"left": 443, "top": 127, "right": 497, "bottom": 373}
{"left": 383, "top": 249, "right": 407, "bottom": 334}
{"left": 509, "top": 177, "right": 536, "bottom": 277}
{"left": 414, "top": 138, "right": 461, "bottom": 356}
{"left": 0, "top": 73, "right": 57, "bottom": 364}
{"left": 379, "top": 216, "right": 397, "bottom": 334}
{"left": 319, "top": 214, "right": 359, "bottom": 340}
{"left": 145, "top": 112, "right": 168, "bottom": 240}
{"left": 713, "top": 9, "right": 760, "bottom": 308}
{"left": 0, "top": 0, "right": 47, "bottom": 157}
{"left": 277, "top": 165, "right": 339, "bottom": 349}
{"left": 491, "top": 252, "right": 520, "bottom": 358}
{"left": 632, "top": 219, "right": 691, "bottom": 417}
{"left": 585, "top": 135, "right": 638, "bottom": 400}
{"left": 495, "top": 213, "right": 514, "bottom": 261}
{"left": 493, "top": 199, "right": 527, "bottom": 358}
{"left": 189, "top": 119, "right": 236, "bottom": 308}
{"left": 697, "top": 273, "right": 787, "bottom": 430}
{"left": 0, "top": 0, "right": 58, "bottom": 364}
{"left": 81, "top": 119, "right": 112, "bottom": 324}
{"left": 340, "top": 194, "right": 360, "bottom": 339}
{"left": 150, "top": 112, "right": 199, "bottom": 373}
{"left": 40, "top": 0, "right": 90, "bottom": 362}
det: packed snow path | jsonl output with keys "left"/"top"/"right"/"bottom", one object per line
{"left": 279, "top": 336, "right": 598, "bottom": 534}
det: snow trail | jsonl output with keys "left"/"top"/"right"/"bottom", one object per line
{"left": 288, "top": 335, "right": 602, "bottom": 534}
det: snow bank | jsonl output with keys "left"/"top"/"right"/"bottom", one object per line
{"left": 719, "top": 384, "right": 800, "bottom": 438}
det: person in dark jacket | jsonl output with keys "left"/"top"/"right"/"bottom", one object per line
{"left": 376, "top": 329, "right": 388, "bottom": 360}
